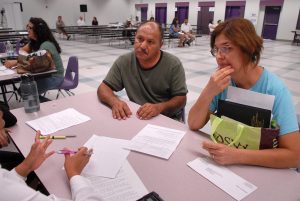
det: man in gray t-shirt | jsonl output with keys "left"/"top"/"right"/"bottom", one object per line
{"left": 97, "top": 21, "right": 187, "bottom": 121}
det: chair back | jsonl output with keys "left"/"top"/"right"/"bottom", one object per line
{"left": 59, "top": 56, "right": 79, "bottom": 90}
{"left": 0, "top": 42, "right": 6, "bottom": 53}
{"left": 15, "top": 39, "right": 21, "bottom": 54}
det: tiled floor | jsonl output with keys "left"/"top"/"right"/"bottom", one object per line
{"left": 5, "top": 35, "right": 300, "bottom": 122}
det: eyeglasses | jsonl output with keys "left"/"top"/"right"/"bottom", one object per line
{"left": 210, "top": 46, "right": 232, "bottom": 57}
{"left": 26, "top": 24, "right": 33, "bottom": 30}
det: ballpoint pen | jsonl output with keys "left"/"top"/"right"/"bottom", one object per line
{"left": 56, "top": 150, "right": 77, "bottom": 154}
{"left": 56, "top": 149, "right": 93, "bottom": 156}
{"left": 39, "top": 135, "right": 77, "bottom": 139}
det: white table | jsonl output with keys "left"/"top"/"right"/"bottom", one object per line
{"left": 10, "top": 92, "right": 300, "bottom": 201}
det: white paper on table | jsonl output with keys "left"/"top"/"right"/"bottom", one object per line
{"left": 26, "top": 108, "right": 90, "bottom": 135}
{"left": 85, "top": 160, "right": 148, "bottom": 201}
{"left": 83, "top": 135, "right": 130, "bottom": 178}
{"left": 187, "top": 157, "right": 257, "bottom": 201}
{"left": 0, "top": 65, "right": 15, "bottom": 76}
{"left": 200, "top": 120, "right": 211, "bottom": 135}
{"left": 227, "top": 86, "right": 275, "bottom": 111}
{"left": 125, "top": 124, "right": 185, "bottom": 159}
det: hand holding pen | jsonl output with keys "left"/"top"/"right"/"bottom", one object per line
{"left": 63, "top": 147, "right": 93, "bottom": 180}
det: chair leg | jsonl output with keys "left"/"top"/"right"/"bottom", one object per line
{"left": 56, "top": 89, "right": 65, "bottom": 99}
{"left": 64, "top": 90, "right": 75, "bottom": 96}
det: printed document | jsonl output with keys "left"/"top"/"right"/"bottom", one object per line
{"left": 26, "top": 108, "right": 90, "bottom": 135}
{"left": 187, "top": 157, "right": 257, "bottom": 201}
{"left": 85, "top": 160, "right": 148, "bottom": 201}
{"left": 83, "top": 135, "right": 130, "bottom": 178}
{"left": 126, "top": 124, "right": 185, "bottom": 159}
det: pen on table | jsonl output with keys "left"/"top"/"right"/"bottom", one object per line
{"left": 56, "top": 149, "right": 93, "bottom": 156}
{"left": 39, "top": 135, "right": 77, "bottom": 139}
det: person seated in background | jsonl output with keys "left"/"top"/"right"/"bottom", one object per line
{"left": 149, "top": 17, "right": 155, "bottom": 22}
{"left": 98, "top": 21, "right": 187, "bottom": 121}
{"left": 0, "top": 135, "right": 101, "bottom": 200}
{"left": 56, "top": 16, "right": 71, "bottom": 40}
{"left": 124, "top": 19, "right": 132, "bottom": 28}
{"left": 4, "top": 17, "right": 64, "bottom": 95}
{"left": 169, "top": 17, "right": 186, "bottom": 47}
{"left": 208, "top": 20, "right": 216, "bottom": 34}
{"left": 132, "top": 16, "right": 141, "bottom": 27}
{"left": 77, "top": 16, "right": 85, "bottom": 26}
{"left": 92, "top": 16, "right": 98, "bottom": 26}
{"left": 180, "top": 18, "right": 195, "bottom": 46}
{"left": 188, "top": 18, "right": 300, "bottom": 168}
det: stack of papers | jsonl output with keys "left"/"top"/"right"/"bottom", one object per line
{"left": 26, "top": 108, "right": 90, "bottom": 135}
{"left": 126, "top": 124, "right": 185, "bottom": 159}
{"left": 82, "top": 135, "right": 148, "bottom": 201}
{"left": 83, "top": 135, "right": 130, "bottom": 178}
{"left": 85, "top": 160, "right": 148, "bottom": 201}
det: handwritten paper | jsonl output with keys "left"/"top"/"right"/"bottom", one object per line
{"left": 85, "top": 160, "right": 148, "bottom": 201}
{"left": 187, "top": 157, "right": 257, "bottom": 201}
{"left": 83, "top": 135, "right": 130, "bottom": 178}
{"left": 126, "top": 124, "right": 185, "bottom": 159}
{"left": 26, "top": 108, "right": 90, "bottom": 135}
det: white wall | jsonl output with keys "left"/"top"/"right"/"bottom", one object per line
{"left": 277, "top": 0, "right": 300, "bottom": 40}
{"left": 0, "top": 0, "right": 131, "bottom": 29}
{"left": 129, "top": 0, "right": 300, "bottom": 41}
{"left": 0, "top": 0, "right": 299, "bottom": 40}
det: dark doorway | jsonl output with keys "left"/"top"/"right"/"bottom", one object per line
{"left": 225, "top": 6, "right": 245, "bottom": 20}
{"left": 262, "top": 6, "right": 281, "bottom": 40}
{"left": 197, "top": 6, "right": 214, "bottom": 35}
{"left": 155, "top": 7, "right": 167, "bottom": 27}
{"left": 175, "top": 6, "right": 189, "bottom": 24}
{"left": 141, "top": 7, "right": 148, "bottom": 22}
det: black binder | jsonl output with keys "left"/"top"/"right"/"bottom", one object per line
{"left": 216, "top": 99, "right": 271, "bottom": 128}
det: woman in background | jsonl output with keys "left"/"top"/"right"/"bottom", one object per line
{"left": 169, "top": 17, "right": 186, "bottom": 47}
{"left": 92, "top": 16, "right": 98, "bottom": 26}
{"left": 5, "top": 17, "right": 64, "bottom": 94}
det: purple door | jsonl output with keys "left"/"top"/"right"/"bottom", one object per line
{"left": 155, "top": 7, "right": 167, "bottom": 26}
{"left": 175, "top": 6, "right": 189, "bottom": 25}
{"left": 141, "top": 7, "right": 148, "bottom": 22}
{"left": 225, "top": 6, "right": 245, "bottom": 20}
{"left": 262, "top": 6, "right": 281, "bottom": 40}
{"left": 197, "top": 6, "right": 214, "bottom": 35}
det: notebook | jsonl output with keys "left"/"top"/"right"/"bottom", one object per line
{"left": 216, "top": 99, "right": 271, "bottom": 128}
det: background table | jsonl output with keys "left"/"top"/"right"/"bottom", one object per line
{"left": 10, "top": 92, "right": 300, "bottom": 201}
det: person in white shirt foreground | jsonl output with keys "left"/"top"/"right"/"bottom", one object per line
{"left": 0, "top": 112, "right": 102, "bottom": 201}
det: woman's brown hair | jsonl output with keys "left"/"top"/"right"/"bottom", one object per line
{"left": 210, "top": 18, "right": 263, "bottom": 66}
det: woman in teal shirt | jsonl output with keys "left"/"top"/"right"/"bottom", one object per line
{"left": 5, "top": 17, "right": 64, "bottom": 94}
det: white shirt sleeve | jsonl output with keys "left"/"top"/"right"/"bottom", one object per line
{"left": 0, "top": 167, "right": 103, "bottom": 201}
